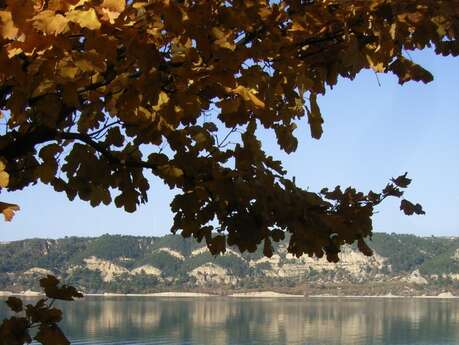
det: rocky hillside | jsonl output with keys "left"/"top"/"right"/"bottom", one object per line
{"left": 0, "top": 233, "right": 458, "bottom": 295}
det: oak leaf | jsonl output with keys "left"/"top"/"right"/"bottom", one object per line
{"left": 6, "top": 297, "right": 23, "bottom": 313}
{"left": 307, "top": 93, "right": 324, "bottom": 139}
{"left": 31, "top": 10, "right": 69, "bottom": 35}
{"left": 66, "top": 9, "right": 101, "bottom": 30}
{"left": 99, "top": 0, "right": 126, "bottom": 23}
{"left": 229, "top": 86, "right": 265, "bottom": 109}
{"left": 0, "top": 11, "right": 19, "bottom": 39}
{"left": 0, "top": 317, "right": 31, "bottom": 345}
{"left": 35, "top": 324, "right": 69, "bottom": 345}
{"left": 0, "top": 202, "right": 20, "bottom": 222}
{"left": 400, "top": 199, "right": 425, "bottom": 216}
{"left": 39, "top": 275, "right": 83, "bottom": 301}
{"left": 391, "top": 172, "right": 412, "bottom": 188}
{"left": 0, "top": 160, "right": 9, "bottom": 188}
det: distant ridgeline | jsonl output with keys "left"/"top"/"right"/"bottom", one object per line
{"left": 1, "top": 233, "right": 458, "bottom": 296}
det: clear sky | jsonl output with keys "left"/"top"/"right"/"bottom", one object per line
{"left": 1, "top": 49, "right": 458, "bottom": 241}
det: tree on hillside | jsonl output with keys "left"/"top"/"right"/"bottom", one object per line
{"left": 1, "top": 0, "right": 458, "bottom": 269}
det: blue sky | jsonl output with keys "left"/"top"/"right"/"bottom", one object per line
{"left": 1, "top": 49, "right": 458, "bottom": 241}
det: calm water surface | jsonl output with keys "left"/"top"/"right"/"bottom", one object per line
{"left": 1, "top": 297, "right": 458, "bottom": 345}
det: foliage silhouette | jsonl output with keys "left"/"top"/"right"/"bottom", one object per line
{"left": 0, "top": 0, "right": 452, "bottom": 259}
{"left": 0, "top": 275, "right": 82, "bottom": 345}
{"left": 0, "top": 0, "right": 458, "bottom": 343}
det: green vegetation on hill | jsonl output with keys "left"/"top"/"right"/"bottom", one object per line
{"left": 0, "top": 233, "right": 458, "bottom": 294}
{"left": 369, "top": 233, "right": 458, "bottom": 273}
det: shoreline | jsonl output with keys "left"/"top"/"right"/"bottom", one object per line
{"left": 1, "top": 290, "right": 457, "bottom": 299}
{"left": 87, "top": 292, "right": 214, "bottom": 297}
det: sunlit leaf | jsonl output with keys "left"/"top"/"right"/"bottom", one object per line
{"left": 0, "top": 202, "right": 20, "bottom": 222}
{"left": 66, "top": 9, "right": 101, "bottom": 30}
{"left": 32, "top": 10, "right": 69, "bottom": 35}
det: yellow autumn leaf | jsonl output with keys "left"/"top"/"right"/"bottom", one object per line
{"left": 0, "top": 202, "right": 20, "bottom": 222}
{"left": 152, "top": 92, "right": 170, "bottom": 111}
{"left": 289, "top": 21, "right": 307, "bottom": 32}
{"left": 211, "top": 27, "right": 236, "bottom": 50}
{"left": 6, "top": 45, "right": 22, "bottom": 59}
{"left": 0, "top": 160, "right": 8, "bottom": 188}
{"left": 366, "top": 54, "right": 385, "bottom": 73}
{"left": 101, "top": 0, "right": 126, "bottom": 14}
{"left": 57, "top": 59, "right": 79, "bottom": 79}
{"left": 32, "top": 79, "right": 56, "bottom": 97}
{"left": 228, "top": 86, "right": 265, "bottom": 109}
{"left": 68, "top": 0, "right": 91, "bottom": 11}
{"left": 0, "top": 171, "right": 9, "bottom": 188}
{"left": 66, "top": 9, "right": 101, "bottom": 30}
{"left": 0, "top": 11, "right": 19, "bottom": 39}
{"left": 99, "top": 0, "right": 126, "bottom": 23}
{"left": 136, "top": 106, "right": 153, "bottom": 119}
{"left": 102, "top": 0, "right": 126, "bottom": 12}
{"left": 61, "top": 66, "right": 79, "bottom": 79}
{"left": 132, "top": 2, "right": 147, "bottom": 9}
{"left": 389, "top": 23, "right": 397, "bottom": 40}
{"left": 32, "top": 10, "right": 69, "bottom": 35}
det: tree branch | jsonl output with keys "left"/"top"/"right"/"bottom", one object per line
{"left": 0, "top": 127, "right": 160, "bottom": 173}
{"left": 56, "top": 131, "right": 159, "bottom": 172}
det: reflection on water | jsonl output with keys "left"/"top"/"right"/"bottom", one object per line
{"left": 1, "top": 297, "right": 458, "bottom": 345}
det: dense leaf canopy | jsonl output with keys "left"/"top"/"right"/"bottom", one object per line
{"left": 0, "top": 276, "right": 82, "bottom": 345}
{"left": 0, "top": 0, "right": 457, "bottom": 261}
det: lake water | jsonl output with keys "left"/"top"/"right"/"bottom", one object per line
{"left": 1, "top": 297, "right": 458, "bottom": 345}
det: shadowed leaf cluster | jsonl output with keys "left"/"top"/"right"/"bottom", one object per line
{"left": 0, "top": 276, "right": 82, "bottom": 345}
